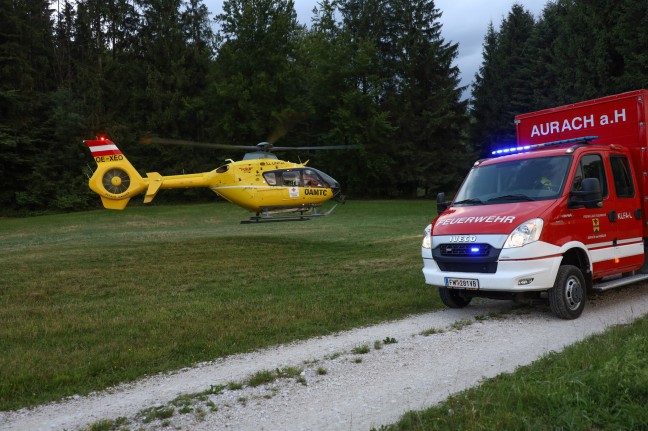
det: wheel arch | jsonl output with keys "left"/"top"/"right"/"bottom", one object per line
{"left": 560, "top": 246, "right": 593, "bottom": 290}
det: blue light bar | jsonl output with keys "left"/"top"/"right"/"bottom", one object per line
{"left": 491, "top": 136, "right": 599, "bottom": 156}
{"left": 492, "top": 145, "right": 531, "bottom": 155}
{"left": 470, "top": 247, "right": 480, "bottom": 253}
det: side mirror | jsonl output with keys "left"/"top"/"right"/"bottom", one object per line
{"left": 569, "top": 177, "right": 603, "bottom": 209}
{"left": 437, "top": 192, "right": 449, "bottom": 213}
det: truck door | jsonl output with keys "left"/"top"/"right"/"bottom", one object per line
{"left": 568, "top": 152, "right": 643, "bottom": 278}
{"left": 568, "top": 153, "right": 616, "bottom": 277}
{"left": 607, "top": 154, "right": 644, "bottom": 272}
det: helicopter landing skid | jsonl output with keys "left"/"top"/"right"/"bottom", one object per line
{"left": 241, "top": 204, "right": 338, "bottom": 224}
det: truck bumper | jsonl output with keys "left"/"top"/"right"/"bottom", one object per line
{"left": 422, "top": 248, "right": 562, "bottom": 292}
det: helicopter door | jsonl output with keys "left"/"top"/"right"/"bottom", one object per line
{"left": 281, "top": 171, "right": 301, "bottom": 199}
{"left": 262, "top": 170, "right": 302, "bottom": 200}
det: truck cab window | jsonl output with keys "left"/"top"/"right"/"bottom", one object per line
{"left": 453, "top": 155, "right": 570, "bottom": 204}
{"left": 610, "top": 155, "right": 634, "bottom": 198}
{"left": 571, "top": 154, "right": 608, "bottom": 198}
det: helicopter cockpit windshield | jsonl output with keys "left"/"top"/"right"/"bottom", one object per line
{"left": 263, "top": 168, "right": 339, "bottom": 190}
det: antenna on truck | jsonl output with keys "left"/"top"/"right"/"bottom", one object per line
{"left": 491, "top": 136, "right": 599, "bottom": 156}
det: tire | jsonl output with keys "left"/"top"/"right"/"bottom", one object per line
{"left": 438, "top": 287, "right": 472, "bottom": 308}
{"left": 549, "top": 265, "right": 586, "bottom": 319}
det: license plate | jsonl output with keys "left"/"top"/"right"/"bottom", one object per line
{"left": 444, "top": 277, "right": 479, "bottom": 290}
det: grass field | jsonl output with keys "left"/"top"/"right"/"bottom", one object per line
{"left": 0, "top": 200, "right": 438, "bottom": 411}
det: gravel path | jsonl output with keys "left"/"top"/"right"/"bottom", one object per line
{"left": 3, "top": 285, "right": 648, "bottom": 431}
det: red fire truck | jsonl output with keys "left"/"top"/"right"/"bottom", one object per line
{"left": 422, "top": 90, "right": 648, "bottom": 319}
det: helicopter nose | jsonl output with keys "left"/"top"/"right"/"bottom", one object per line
{"left": 327, "top": 179, "right": 341, "bottom": 195}
{"left": 328, "top": 180, "right": 344, "bottom": 202}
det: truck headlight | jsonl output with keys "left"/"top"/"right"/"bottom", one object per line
{"left": 422, "top": 224, "right": 432, "bottom": 249}
{"left": 503, "top": 218, "right": 543, "bottom": 248}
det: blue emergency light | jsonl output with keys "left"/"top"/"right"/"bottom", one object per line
{"left": 491, "top": 145, "right": 531, "bottom": 155}
{"left": 491, "top": 136, "right": 599, "bottom": 156}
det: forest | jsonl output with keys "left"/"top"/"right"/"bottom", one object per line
{"left": 2, "top": 0, "right": 648, "bottom": 215}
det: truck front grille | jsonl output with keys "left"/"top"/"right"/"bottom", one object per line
{"left": 439, "top": 243, "right": 491, "bottom": 257}
{"left": 432, "top": 243, "right": 501, "bottom": 274}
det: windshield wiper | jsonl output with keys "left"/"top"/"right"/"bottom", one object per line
{"left": 453, "top": 198, "right": 484, "bottom": 206}
{"left": 487, "top": 194, "right": 535, "bottom": 202}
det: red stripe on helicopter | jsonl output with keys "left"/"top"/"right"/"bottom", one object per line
{"left": 86, "top": 139, "right": 122, "bottom": 157}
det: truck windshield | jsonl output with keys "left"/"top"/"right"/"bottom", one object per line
{"left": 453, "top": 155, "right": 572, "bottom": 205}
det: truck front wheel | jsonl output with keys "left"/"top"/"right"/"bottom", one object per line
{"left": 549, "top": 265, "right": 586, "bottom": 319}
{"left": 438, "top": 287, "right": 472, "bottom": 308}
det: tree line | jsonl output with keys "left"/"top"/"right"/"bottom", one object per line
{"left": 1, "top": 0, "right": 647, "bottom": 215}
{"left": 472, "top": 1, "right": 648, "bottom": 158}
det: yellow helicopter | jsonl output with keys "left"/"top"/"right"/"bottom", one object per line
{"left": 85, "top": 136, "right": 354, "bottom": 223}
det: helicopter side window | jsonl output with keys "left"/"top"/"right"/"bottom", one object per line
{"left": 282, "top": 171, "right": 301, "bottom": 187}
{"left": 264, "top": 169, "right": 317, "bottom": 187}
{"left": 264, "top": 172, "right": 277, "bottom": 186}
{"left": 303, "top": 169, "right": 325, "bottom": 187}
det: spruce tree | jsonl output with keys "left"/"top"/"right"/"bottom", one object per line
{"left": 0, "top": 0, "right": 58, "bottom": 212}
{"left": 208, "top": 0, "right": 305, "bottom": 147}
{"left": 471, "top": 4, "right": 536, "bottom": 156}
{"left": 384, "top": 0, "right": 467, "bottom": 196}
{"left": 614, "top": 0, "right": 648, "bottom": 91}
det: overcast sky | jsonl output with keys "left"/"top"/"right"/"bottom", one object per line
{"left": 203, "top": 1, "right": 549, "bottom": 99}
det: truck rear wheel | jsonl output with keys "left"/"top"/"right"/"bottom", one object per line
{"left": 549, "top": 265, "right": 586, "bottom": 319}
{"left": 438, "top": 287, "right": 472, "bottom": 308}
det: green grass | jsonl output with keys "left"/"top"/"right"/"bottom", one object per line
{"left": 0, "top": 200, "right": 437, "bottom": 410}
{"left": 379, "top": 314, "right": 648, "bottom": 431}
{"left": 245, "top": 367, "right": 303, "bottom": 388}
{"left": 352, "top": 344, "right": 371, "bottom": 355}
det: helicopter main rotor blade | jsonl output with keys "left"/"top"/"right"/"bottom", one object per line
{"left": 270, "top": 145, "right": 361, "bottom": 151}
{"left": 141, "top": 137, "right": 258, "bottom": 151}
{"left": 140, "top": 137, "right": 361, "bottom": 152}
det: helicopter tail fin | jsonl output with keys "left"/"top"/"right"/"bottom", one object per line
{"left": 85, "top": 137, "right": 148, "bottom": 210}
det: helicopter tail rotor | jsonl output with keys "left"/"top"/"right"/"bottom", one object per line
{"left": 102, "top": 168, "right": 131, "bottom": 194}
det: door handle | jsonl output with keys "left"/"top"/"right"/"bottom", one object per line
{"left": 608, "top": 210, "right": 617, "bottom": 222}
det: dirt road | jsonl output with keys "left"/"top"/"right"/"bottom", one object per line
{"left": 3, "top": 285, "right": 648, "bottom": 431}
